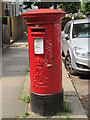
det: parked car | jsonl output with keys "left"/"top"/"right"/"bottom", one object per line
{"left": 62, "top": 19, "right": 90, "bottom": 74}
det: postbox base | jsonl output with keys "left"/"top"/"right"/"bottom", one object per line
{"left": 31, "top": 90, "right": 63, "bottom": 116}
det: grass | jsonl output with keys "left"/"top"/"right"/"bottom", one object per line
{"left": 18, "top": 66, "right": 29, "bottom": 100}
{"left": 23, "top": 95, "right": 30, "bottom": 104}
{"left": 18, "top": 84, "right": 24, "bottom": 100}
{"left": 64, "top": 97, "right": 72, "bottom": 113}
{"left": 55, "top": 96, "right": 72, "bottom": 118}
{"left": 24, "top": 111, "right": 29, "bottom": 117}
{"left": 66, "top": 113, "right": 71, "bottom": 120}
{"left": 15, "top": 111, "right": 29, "bottom": 119}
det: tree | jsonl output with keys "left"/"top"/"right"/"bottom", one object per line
{"left": 81, "top": 1, "right": 90, "bottom": 16}
{"left": 23, "top": 2, "right": 81, "bottom": 14}
{"left": 23, "top": 2, "right": 59, "bottom": 9}
{"left": 23, "top": 2, "right": 33, "bottom": 9}
{"left": 59, "top": 2, "right": 81, "bottom": 14}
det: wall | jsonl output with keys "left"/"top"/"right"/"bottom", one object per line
{"left": 2, "top": 2, "right": 5, "bottom": 16}
{"left": 2, "top": 17, "right": 10, "bottom": 45}
{"left": 0, "top": 18, "right": 2, "bottom": 48}
{"left": 0, "top": 1, "right": 2, "bottom": 16}
{"left": 16, "top": 2, "right": 19, "bottom": 16}
{"left": 12, "top": 16, "right": 27, "bottom": 41}
{"left": 0, "top": 1, "right": 2, "bottom": 47}
{"left": 3, "top": 25, "right": 10, "bottom": 44}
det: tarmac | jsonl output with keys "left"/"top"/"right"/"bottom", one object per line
{"left": 1, "top": 35, "right": 88, "bottom": 119}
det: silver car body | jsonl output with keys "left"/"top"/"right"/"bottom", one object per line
{"left": 62, "top": 19, "right": 90, "bottom": 72}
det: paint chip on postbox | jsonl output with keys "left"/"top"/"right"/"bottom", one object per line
{"left": 34, "top": 38, "right": 44, "bottom": 54}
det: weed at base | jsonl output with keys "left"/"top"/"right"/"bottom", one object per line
{"left": 23, "top": 95, "right": 30, "bottom": 104}
{"left": 15, "top": 111, "right": 29, "bottom": 119}
{"left": 64, "top": 97, "right": 72, "bottom": 113}
{"left": 66, "top": 113, "right": 71, "bottom": 120}
{"left": 56, "top": 112, "right": 61, "bottom": 116}
{"left": 24, "top": 111, "right": 29, "bottom": 117}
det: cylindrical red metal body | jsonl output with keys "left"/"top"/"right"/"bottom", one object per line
{"left": 22, "top": 9, "right": 65, "bottom": 116}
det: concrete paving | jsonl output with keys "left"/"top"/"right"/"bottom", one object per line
{"left": 62, "top": 66, "right": 77, "bottom": 96}
{"left": 22, "top": 62, "right": 88, "bottom": 119}
{"left": 1, "top": 35, "right": 88, "bottom": 119}
{"left": 1, "top": 37, "right": 28, "bottom": 118}
{"left": 68, "top": 71, "right": 90, "bottom": 119}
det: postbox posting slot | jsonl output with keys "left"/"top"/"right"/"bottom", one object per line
{"left": 31, "top": 28, "right": 45, "bottom": 33}
{"left": 31, "top": 28, "right": 45, "bottom": 35}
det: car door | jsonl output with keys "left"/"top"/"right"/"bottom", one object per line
{"left": 62, "top": 23, "right": 71, "bottom": 56}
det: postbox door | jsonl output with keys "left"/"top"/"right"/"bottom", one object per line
{"left": 28, "top": 24, "right": 62, "bottom": 94}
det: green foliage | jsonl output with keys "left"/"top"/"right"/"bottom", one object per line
{"left": 81, "top": 1, "right": 90, "bottom": 16}
{"left": 23, "top": 95, "right": 30, "bottom": 104}
{"left": 76, "top": 14, "right": 85, "bottom": 19}
{"left": 59, "top": 2, "right": 81, "bottom": 14}
{"left": 23, "top": 2, "right": 58, "bottom": 9}
{"left": 23, "top": 2, "right": 81, "bottom": 14}
{"left": 64, "top": 97, "right": 72, "bottom": 113}
{"left": 23, "top": 2, "right": 33, "bottom": 9}
{"left": 81, "top": 2, "right": 86, "bottom": 14}
{"left": 15, "top": 111, "right": 29, "bottom": 119}
{"left": 86, "top": 1, "right": 90, "bottom": 16}
{"left": 24, "top": 111, "right": 29, "bottom": 117}
{"left": 56, "top": 112, "right": 61, "bottom": 116}
{"left": 34, "top": 2, "right": 58, "bottom": 9}
{"left": 66, "top": 113, "right": 71, "bottom": 120}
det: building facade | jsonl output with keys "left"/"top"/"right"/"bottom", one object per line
{"left": 2, "top": 0, "right": 22, "bottom": 16}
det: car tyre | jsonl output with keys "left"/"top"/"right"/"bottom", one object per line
{"left": 62, "top": 50, "right": 65, "bottom": 57}
{"left": 65, "top": 54, "right": 76, "bottom": 75}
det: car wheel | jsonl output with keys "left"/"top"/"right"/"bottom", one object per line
{"left": 65, "top": 54, "right": 76, "bottom": 75}
{"left": 62, "top": 50, "right": 65, "bottom": 57}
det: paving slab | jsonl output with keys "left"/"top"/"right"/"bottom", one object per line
{"left": 1, "top": 36, "right": 88, "bottom": 119}
{"left": 23, "top": 62, "right": 88, "bottom": 119}
{"left": 2, "top": 99, "right": 26, "bottom": 118}
{"left": 62, "top": 62, "right": 77, "bottom": 96}
{"left": 27, "top": 96, "right": 87, "bottom": 120}
{"left": 2, "top": 38, "right": 28, "bottom": 118}
{"left": 64, "top": 96, "right": 87, "bottom": 119}
{"left": 20, "top": 74, "right": 30, "bottom": 100}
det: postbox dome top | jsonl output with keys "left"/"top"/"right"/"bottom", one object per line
{"left": 22, "top": 9, "right": 65, "bottom": 19}
{"left": 22, "top": 9, "right": 65, "bottom": 15}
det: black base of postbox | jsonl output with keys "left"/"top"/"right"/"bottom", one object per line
{"left": 31, "top": 90, "right": 64, "bottom": 116}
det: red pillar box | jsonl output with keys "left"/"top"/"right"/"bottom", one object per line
{"left": 22, "top": 9, "right": 65, "bottom": 116}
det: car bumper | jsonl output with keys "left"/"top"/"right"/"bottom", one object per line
{"left": 71, "top": 53, "right": 90, "bottom": 72}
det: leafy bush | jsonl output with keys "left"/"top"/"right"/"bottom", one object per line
{"left": 76, "top": 14, "right": 85, "bottom": 19}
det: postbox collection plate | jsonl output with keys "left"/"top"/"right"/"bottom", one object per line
{"left": 34, "top": 38, "right": 44, "bottom": 54}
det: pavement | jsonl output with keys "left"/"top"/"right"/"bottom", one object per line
{"left": 25, "top": 62, "right": 88, "bottom": 119}
{"left": 69, "top": 72, "right": 90, "bottom": 119}
{"left": 1, "top": 36, "right": 28, "bottom": 118}
{"left": 1, "top": 35, "right": 88, "bottom": 119}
